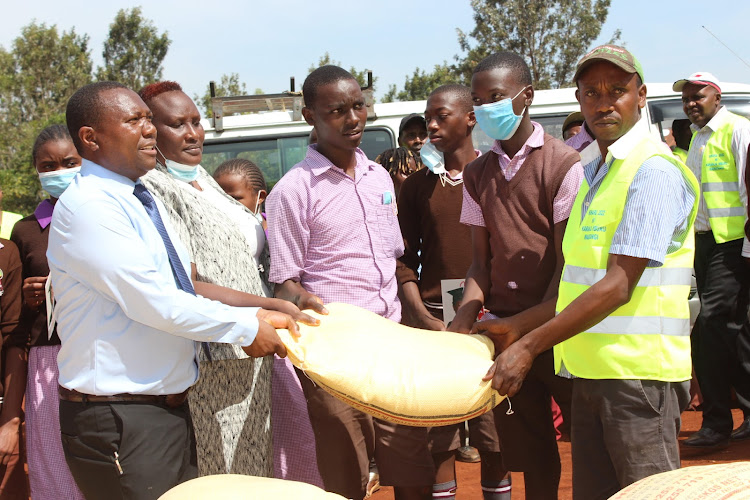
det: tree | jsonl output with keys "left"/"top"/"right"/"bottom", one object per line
{"left": 457, "top": 0, "right": 620, "bottom": 89}
{"left": 0, "top": 22, "right": 93, "bottom": 214}
{"left": 308, "top": 52, "right": 378, "bottom": 92}
{"left": 96, "top": 7, "right": 170, "bottom": 90}
{"left": 381, "top": 62, "right": 460, "bottom": 102}
{"left": 194, "top": 73, "right": 249, "bottom": 118}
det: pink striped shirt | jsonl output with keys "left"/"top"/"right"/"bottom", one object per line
{"left": 461, "top": 122, "right": 583, "bottom": 226}
{"left": 267, "top": 145, "right": 403, "bottom": 321}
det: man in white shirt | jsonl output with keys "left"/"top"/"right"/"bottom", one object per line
{"left": 48, "top": 81, "right": 293, "bottom": 499}
{"left": 675, "top": 72, "right": 750, "bottom": 448}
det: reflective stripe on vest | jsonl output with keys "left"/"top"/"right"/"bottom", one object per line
{"left": 693, "top": 112, "right": 747, "bottom": 243}
{"left": 554, "top": 136, "right": 699, "bottom": 382}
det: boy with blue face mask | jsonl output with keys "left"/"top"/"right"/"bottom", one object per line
{"left": 448, "top": 52, "right": 583, "bottom": 499}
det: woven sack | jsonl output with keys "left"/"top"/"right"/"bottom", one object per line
{"left": 159, "top": 474, "right": 346, "bottom": 500}
{"left": 276, "top": 302, "right": 504, "bottom": 426}
{"left": 610, "top": 462, "right": 750, "bottom": 499}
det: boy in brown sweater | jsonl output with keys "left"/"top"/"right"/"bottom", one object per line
{"left": 397, "top": 85, "right": 509, "bottom": 500}
{"left": 450, "top": 52, "right": 582, "bottom": 499}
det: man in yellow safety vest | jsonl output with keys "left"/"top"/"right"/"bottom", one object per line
{"left": 474, "top": 45, "right": 699, "bottom": 499}
{"left": 675, "top": 72, "right": 750, "bottom": 448}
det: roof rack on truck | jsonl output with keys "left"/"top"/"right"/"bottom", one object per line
{"left": 209, "top": 71, "right": 377, "bottom": 133}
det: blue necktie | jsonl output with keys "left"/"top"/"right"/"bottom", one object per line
{"left": 133, "top": 184, "right": 195, "bottom": 295}
{"left": 133, "top": 184, "right": 211, "bottom": 359}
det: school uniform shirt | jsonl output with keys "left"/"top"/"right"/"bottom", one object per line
{"left": 48, "top": 160, "right": 260, "bottom": 396}
{"left": 267, "top": 145, "right": 404, "bottom": 321}
{"left": 0, "top": 238, "right": 22, "bottom": 397}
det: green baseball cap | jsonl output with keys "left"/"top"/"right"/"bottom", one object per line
{"left": 574, "top": 44, "right": 644, "bottom": 84}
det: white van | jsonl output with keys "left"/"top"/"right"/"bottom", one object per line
{"left": 200, "top": 82, "right": 750, "bottom": 188}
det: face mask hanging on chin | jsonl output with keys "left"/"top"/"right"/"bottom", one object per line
{"left": 473, "top": 86, "right": 528, "bottom": 141}
{"left": 156, "top": 146, "right": 200, "bottom": 183}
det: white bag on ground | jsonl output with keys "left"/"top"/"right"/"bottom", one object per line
{"left": 610, "top": 462, "right": 750, "bottom": 499}
{"left": 158, "top": 474, "right": 346, "bottom": 499}
{"left": 276, "top": 302, "right": 504, "bottom": 426}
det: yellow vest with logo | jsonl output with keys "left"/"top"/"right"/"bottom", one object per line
{"left": 693, "top": 112, "right": 746, "bottom": 243}
{"left": 554, "top": 137, "right": 699, "bottom": 381}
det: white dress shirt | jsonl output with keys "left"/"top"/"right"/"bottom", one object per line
{"left": 48, "top": 160, "right": 259, "bottom": 395}
{"left": 685, "top": 106, "right": 750, "bottom": 254}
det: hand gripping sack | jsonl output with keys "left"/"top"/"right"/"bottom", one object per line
{"left": 276, "top": 302, "right": 505, "bottom": 426}
{"left": 158, "top": 474, "right": 346, "bottom": 500}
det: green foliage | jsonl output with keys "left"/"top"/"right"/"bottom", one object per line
{"left": 96, "top": 7, "right": 171, "bottom": 91}
{"left": 194, "top": 73, "right": 248, "bottom": 118}
{"left": 384, "top": 0, "right": 619, "bottom": 101}
{"left": 381, "top": 62, "right": 461, "bottom": 102}
{"left": 0, "top": 23, "right": 93, "bottom": 214}
{"left": 457, "top": 0, "right": 620, "bottom": 89}
{"left": 308, "top": 52, "right": 378, "bottom": 91}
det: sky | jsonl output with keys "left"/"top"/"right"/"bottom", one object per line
{"left": 4, "top": 0, "right": 750, "bottom": 102}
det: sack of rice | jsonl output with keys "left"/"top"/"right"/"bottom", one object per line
{"left": 276, "top": 302, "right": 504, "bottom": 426}
{"left": 158, "top": 474, "right": 346, "bottom": 500}
{"left": 610, "top": 462, "right": 750, "bottom": 499}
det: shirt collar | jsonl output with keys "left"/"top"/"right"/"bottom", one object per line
{"left": 490, "top": 121, "right": 545, "bottom": 158}
{"left": 605, "top": 117, "right": 650, "bottom": 161}
{"left": 691, "top": 105, "right": 728, "bottom": 133}
{"left": 305, "top": 144, "right": 375, "bottom": 177}
{"left": 34, "top": 199, "right": 55, "bottom": 229}
{"left": 80, "top": 158, "right": 139, "bottom": 194}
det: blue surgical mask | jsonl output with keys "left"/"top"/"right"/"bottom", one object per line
{"left": 38, "top": 167, "right": 80, "bottom": 198}
{"left": 473, "top": 86, "right": 528, "bottom": 140}
{"left": 420, "top": 140, "right": 446, "bottom": 175}
{"left": 165, "top": 159, "right": 200, "bottom": 183}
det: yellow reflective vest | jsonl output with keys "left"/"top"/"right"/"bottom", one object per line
{"left": 554, "top": 136, "right": 699, "bottom": 381}
{"left": 693, "top": 112, "right": 747, "bottom": 243}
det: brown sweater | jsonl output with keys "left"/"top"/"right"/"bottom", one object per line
{"left": 396, "top": 169, "right": 473, "bottom": 314}
{"left": 0, "top": 239, "right": 22, "bottom": 396}
{"left": 10, "top": 214, "right": 58, "bottom": 346}
{"left": 463, "top": 135, "right": 579, "bottom": 317}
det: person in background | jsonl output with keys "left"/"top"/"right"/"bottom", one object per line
{"left": 268, "top": 65, "right": 431, "bottom": 500}
{"left": 376, "top": 147, "right": 420, "bottom": 198}
{"left": 0, "top": 190, "right": 22, "bottom": 241}
{"left": 138, "top": 81, "right": 314, "bottom": 478}
{"left": 674, "top": 72, "right": 750, "bottom": 448}
{"left": 398, "top": 114, "right": 428, "bottom": 156}
{"left": 10, "top": 125, "right": 84, "bottom": 500}
{"left": 564, "top": 112, "right": 595, "bottom": 153}
{"left": 562, "top": 112, "right": 585, "bottom": 142}
{"left": 484, "top": 45, "right": 698, "bottom": 499}
{"left": 214, "top": 159, "right": 268, "bottom": 231}
{"left": 213, "top": 157, "right": 323, "bottom": 487}
{"left": 452, "top": 51, "right": 581, "bottom": 499}
{"left": 0, "top": 237, "right": 26, "bottom": 500}
{"left": 671, "top": 118, "right": 692, "bottom": 163}
{"left": 397, "top": 84, "right": 510, "bottom": 500}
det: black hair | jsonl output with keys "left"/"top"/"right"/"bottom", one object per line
{"left": 429, "top": 84, "right": 474, "bottom": 113}
{"left": 375, "top": 147, "right": 420, "bottom": 178}
{"left": 66, "top": 81, "right": 128, "bottom": 151}
{"left": 214, "top": 158, "right": 268, "bottom": 194}
{"left": 32, "top": 124, "right": 73, "bottom": 165}
{"left": 303, "top": 65, "right": 358, "bottom": 108}
{"left": 473, "top": 52, "right": 532, "bottom": 87}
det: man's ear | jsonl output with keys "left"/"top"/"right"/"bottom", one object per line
{"left": 302, "top": 106, "right": 315, "bottom": 126}
{"left": 638, "top": 83, "right": 647, "bottom": 109}
{"left": 467, "top": 110, "right": 477, "bottom": 128}
{"left": 78, "top": 127, "right": 98, "bottom": 152}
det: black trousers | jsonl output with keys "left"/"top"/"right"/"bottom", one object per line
{"left": 692, "top": 233, "right": 750, "bottom": 434}
{"left": 59, "top": 399, "right": 198, "bottom": 500}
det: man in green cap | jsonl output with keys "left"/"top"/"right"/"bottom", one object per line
{"left": 474, "top": 44, "right": 698, "bottom": 498}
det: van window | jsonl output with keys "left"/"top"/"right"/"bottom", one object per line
{"left": 203, "top": 128, "right": 394, "bottom": 188}
{"left": 649, "top": 95, "right": 750, "bottom": 138}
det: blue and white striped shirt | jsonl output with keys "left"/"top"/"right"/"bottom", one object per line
{"left": 577, "top": 124, "right": 696, "bottom": 268}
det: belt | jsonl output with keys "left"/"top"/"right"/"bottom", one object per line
{"left": 58, "top": 386, "right": 190, "bottom": 409}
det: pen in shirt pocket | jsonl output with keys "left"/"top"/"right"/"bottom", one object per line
{"left": 382, "top": 191, "right": 398, "bottom": 216}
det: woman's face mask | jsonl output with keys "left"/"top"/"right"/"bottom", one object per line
{"left": 473, "top": 86, "right": 529, "bottom": 141}
{"left": 38, "top": 167, "right": 81, "bottom": 198}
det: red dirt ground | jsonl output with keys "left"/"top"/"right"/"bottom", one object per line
{"left": 371, "top": 409, "right": 750, "bottom": 499}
